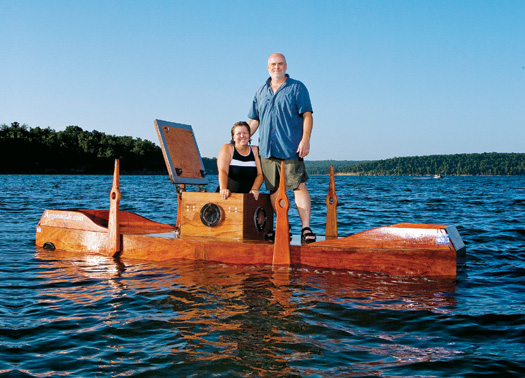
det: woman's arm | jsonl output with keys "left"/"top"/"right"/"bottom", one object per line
{"left": 217, "top": 144, "right": 233, "bottom": 199}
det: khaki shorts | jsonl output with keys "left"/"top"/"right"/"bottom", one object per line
{"left": 261, "top": 157, "right": 309, "bottom": 192}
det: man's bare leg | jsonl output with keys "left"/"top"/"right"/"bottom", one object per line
{"left": 294, "top": 183, "right": 311, "bottom": 229}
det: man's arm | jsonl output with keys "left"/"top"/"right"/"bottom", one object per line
{"left": 297, "top": 112, "right": 313, "bottom": 158}
{"left": 248, "top": 119, "right": 259, "bottom": 136}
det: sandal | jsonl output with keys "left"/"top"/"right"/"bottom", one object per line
{"left": 265, "top": 230, "right": 275, "bottom": 242}
{"left": 264, "top": 229, "right": 292, "bottom": 243}
{"left": 301, "top": 227, "right": 316, "bottom": 244}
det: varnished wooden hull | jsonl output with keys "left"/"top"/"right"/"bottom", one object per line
{"left": 36, "top": 209, "right": 465, "bottom": 277}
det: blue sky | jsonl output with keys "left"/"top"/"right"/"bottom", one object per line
{"left": 2, "top": 0, "right": 524, "bottom": 160}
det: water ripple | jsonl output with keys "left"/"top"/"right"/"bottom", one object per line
{"left": 1, "top": 175, "right": 524, "bottom": 377}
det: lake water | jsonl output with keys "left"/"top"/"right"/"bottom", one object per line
{"left": 1, "top": 174, "right": 524, "bottom": 377}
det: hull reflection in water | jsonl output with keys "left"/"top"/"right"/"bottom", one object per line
{"left": 36, "top": 248, "right": 457, "bottom": 313}
{"left": 35, "top": 247, "right": 460, "bottom": 375}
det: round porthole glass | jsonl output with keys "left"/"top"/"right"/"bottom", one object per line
{"left": 254, "top": 207, "right": 267, "bottom": 232}
{"left": 200, "top": 203, "right": 222, "bottom": 227}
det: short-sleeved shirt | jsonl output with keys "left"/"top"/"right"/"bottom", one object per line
{"left": 248, "top": 75, "right": 313, "bottom": 159}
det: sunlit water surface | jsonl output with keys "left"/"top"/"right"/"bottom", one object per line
{"left": 0, "top": 174, "right": 524, "bottom": 377}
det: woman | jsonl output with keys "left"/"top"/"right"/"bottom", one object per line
{"left": 217, "top": 121, "right": 264, "bottom": 200}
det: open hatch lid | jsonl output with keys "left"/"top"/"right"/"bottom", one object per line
{"left": 155, "top": 119, "right": 209, "bottom": 186}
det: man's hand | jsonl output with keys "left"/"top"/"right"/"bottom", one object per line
{"left": 297, "top": 139, "right": 310, "bottom": 158}
{"left": 297, "top": 112, "right": 313, "bottom": 158}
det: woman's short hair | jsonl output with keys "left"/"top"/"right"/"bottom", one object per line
{"left": 230, "top": 121, "right": 251, "bottom": 144}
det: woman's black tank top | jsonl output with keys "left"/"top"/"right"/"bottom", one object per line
{"left": 226, "top": 146, "right": 257, "bottom": 193}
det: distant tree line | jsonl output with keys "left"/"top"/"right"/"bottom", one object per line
{"left": 305, "top": 160, "right": 367, "bottom": 175}
{"left": 338, "top": 153, "right": 525, "bottom": 176}
{"left": 0, "top": 122, "right": 168, "bottom": 174}
{"left": 0, "top": 122, "right": 217, "bottom": 175}
{"left": 2, "top": 123, "right": 523, "bottom": 176}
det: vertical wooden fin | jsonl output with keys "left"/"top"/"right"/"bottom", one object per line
{"left": 273, "top": 161, "right": 291, "bottom": 266}
{"left": 325, "top": 165, "right": 338, "bottom": 239}
{"left": 107, "top": 159, "right": 121, "bottom": 255}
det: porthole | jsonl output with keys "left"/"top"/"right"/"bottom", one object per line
{"left": 200, "top": 203, "right": 222, "bottom": 227}
{"left": 43, "top": 242, "right": 56, "bottom": 251}
{"left": 254, "top": 207, "right": 267, "bottom": 232}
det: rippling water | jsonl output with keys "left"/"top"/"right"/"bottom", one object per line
{"left": 1, "top": 174, "right": 524, "bottom": 377}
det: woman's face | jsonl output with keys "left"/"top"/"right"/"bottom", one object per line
{"left": 232, "top": 125, "right": 250, "bottom": 146}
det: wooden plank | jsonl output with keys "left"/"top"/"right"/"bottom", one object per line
{"left": 180, "top": 192, "right": 273, "bottom": 240}
{"left": 37, "top": 210, "right": 108, "bottom": 233}
{"left": 36, "top": 223, "right": 459, "bottom": 276}
{"left": 36, "top": 225, "right": 109, "bottom": 254}
{"left": 154, "top": 119, "right": 208, "bottom": 185}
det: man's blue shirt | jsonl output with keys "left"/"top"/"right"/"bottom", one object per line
{"left": 248, "top": 75, "right": 313, "bottom": 159}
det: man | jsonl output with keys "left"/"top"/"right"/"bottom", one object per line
{"left": 247, "top": 52, "right": 315, "bottom": 244}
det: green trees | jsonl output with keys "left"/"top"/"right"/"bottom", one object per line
{"left": 1, "top": 122, "right": 523, "bottom": 175}
{"left": 0, "top": 122, "right": 165, "bottom": 173}
{"left": 338, "top": 153, "right": 525, "bottom": 176}
{"left": 305, "top": 160, "right": 366, "bottom": 175}
{"left": 0, "top": 122, "right": 220, "bottom": 175}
